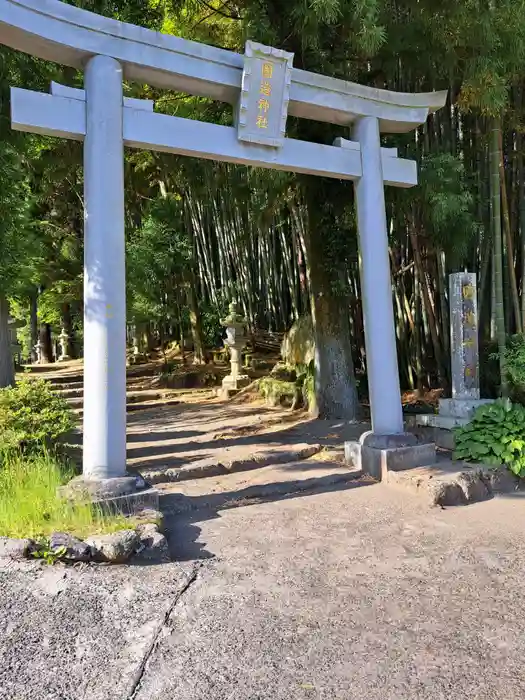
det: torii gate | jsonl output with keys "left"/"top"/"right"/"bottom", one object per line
{"left": 0, "top": 0, "right": 446, "bottom": 493}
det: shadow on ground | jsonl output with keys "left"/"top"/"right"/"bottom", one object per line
{"left": 162, "top": 476, "right": 375, "bottom": 562}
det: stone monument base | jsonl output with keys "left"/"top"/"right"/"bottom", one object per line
{"left": 57, "top": 355, "right": 71, "bottom": 362}
{"left": 58, "top": 474, "right": 159, "bottom": 515}
{"left": 414, "top": 398, "right": 494, "bottom": 449}
{"left": 344, "top": 431, "right": 436, "bottom": 482}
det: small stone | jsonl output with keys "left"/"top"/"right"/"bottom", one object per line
{"left": 133, "top": 508, "right": 165, "bottom": 530}
{"left": 135, "top": 524, "right": 170, "bottom": 562}
{"left": 430, "top": 482, "right": 465, "bottom": 507}
{"left": 85, "top": 530, "right": 140, "bottom": 563}
{"left": 135, "top": 474, "right": 147, "bottom": 490}
{"left": 483, "top": 466, "right": 519, "bottom": 494}
{"left": 457, "top": 470, "right": 490, "bottom": 502}
{"left": 0, "top": 537, "right": 33, "bottom": 560}
{"left": 49, "top": 532, "right": 92, "bottom": 562}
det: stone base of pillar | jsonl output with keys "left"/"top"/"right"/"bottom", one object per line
{"left": 58, "top": 355, "right": 71, "bottom": 362}
{"left": 344, "top": 431, "right": 436, "bottom": 482}
{"left": 222, "top": 373, "right": 250, "bottom": 392}
{"left": 58, "top": 474, "right": 158, "bottom": 515}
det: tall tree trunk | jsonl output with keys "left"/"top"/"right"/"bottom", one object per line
{"left": 519, "top": 130, "right": 525, "bottom": 330}
{"left": 436, "top": 250, "right": 450, "bottom": 386}
{"left": 29, "top": 291, "right": 38, "bottom": 363}
{"left": 498, "top": 128, "right": 522, "bottom": 333}
{"left": 39, "top": 324, "right": 53, "bottom": 364}
{"left": 489, "top": 117, "right": 507, "bottom": 395}
{"left": 304, "top": 226, "right": 359, "bottom": 420}
{"left": 0, "top": 295, "right": 15, "bottom": 388}
{"left": 61, "top": 303, "right": 74, "bottom": 359}
{"left": 185, "top": 269, "right": 206, "bottom": 364}
{"left": 409, "top": 229, "right": 446, "bottom": 387}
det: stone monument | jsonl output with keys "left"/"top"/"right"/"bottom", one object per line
{"left": 220, "top": 301, "right": 250, "bottom": 396}
{"left": 416, "top": 272, "right": 493, "bottom": 445}
{"left": 57, "top": 327, "right": 71, "bottom": 362}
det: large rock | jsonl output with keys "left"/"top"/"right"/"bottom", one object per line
{"left": 85, "top": 530, "right": 140, "bottom": 563}
{"left": 49, "top": 532, "right": 92, "bottom": 563}
{"left": 281, "top": 315, "right": 315, "bottom": 367}
{"left": 135, "top": 524, "right": 170, "bottom": 563}
{"left": 0, "top": 537, "right": 33, "bottom": 561}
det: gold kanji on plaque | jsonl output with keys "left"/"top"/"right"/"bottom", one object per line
{"left": 463, "top": 338, "right": 475, "bottom": 348}
{"left": 256, "top": 115, "right": 268, "bottom": 129}
{"left": 260, "top": 81, "right": 272, "bottom": 96}
{"left": 464, "top": 366, "right": 474, "bottom": 377}
{"left": 258, "top": 98, "right": 270, "bottom": 113}
{"left": 262, "top": 62, "right": 274, "bottom": 79}
{"left": 462, "top": 284, "right": 475, "bottom": 300}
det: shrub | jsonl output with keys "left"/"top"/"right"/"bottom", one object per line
{"left": 0, "top": 377, "right": 77, "bottom": 454}
{"left": 0, "top": 451, "right": 131, "bottom": 540}
{"left": 453, "top": 399, "right": 525, "bottom": 477}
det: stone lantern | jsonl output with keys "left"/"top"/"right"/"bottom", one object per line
{"left": 220, "top": 301, "right": 250, "bottom": 396}
{"left": 8, "top": 317, "right": 24, "bottom": 369}
{"left": 34, "top": 338, "right": 44, "bottom": 364}
{"left": 58, "top": 327, "right": 71, "bottom": 362}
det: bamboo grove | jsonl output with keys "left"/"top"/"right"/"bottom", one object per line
{"left": 2, "top": 0, "right": 525, "bottom": 416}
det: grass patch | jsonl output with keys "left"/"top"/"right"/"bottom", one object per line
{"left": 0, "top": 451, "right": 132, "bottom": 540}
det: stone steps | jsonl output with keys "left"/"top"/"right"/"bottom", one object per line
{"left": 73, "top": 396, "right": 184, "bottom": 416}
{"left": 158, "top": 454, "right": 365, "bottom": 514}
{"left": 139, "top": 443, "right": 323, "bottom": 485}
{"left": 63, "top": 389, "right": 180, "bottom": 410}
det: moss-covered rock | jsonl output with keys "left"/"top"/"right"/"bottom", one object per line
{"left": 258, "top": 377, "right": 300, "bottom": 408}
{"left": 281, "top": 315, "right": 315, "bottom": 367}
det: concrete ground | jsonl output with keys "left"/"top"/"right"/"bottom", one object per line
{"left": 4, "top": 369, "right": 525, "bottom": 698}
{"left": 2, "top": 483, "right": 525, "bottom": 699}
{"left": 137, "top": 487, "right": 525, "bottom": 700}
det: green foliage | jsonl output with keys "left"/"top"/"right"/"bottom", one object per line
{"left": 454, "top": 400, "right": 525, "bottom": 477}
{"left": 503, "top": 334, "right": 525, "bottom": 404}
{"left": 0, "top": 451, "right": 132, "bottom": 539}
{"left": 258, "top": 377, "right": 298, "bottom": 407}
{"left": 31, "top": 544, "right": 67, "bottom": 565}
{"left": 201, "top": 298, "right": 230, "bottom": 348}
{"left": 0, "top": 378, "right": 76, "bottom": 454}
{"left": 127, "top": 194, "right": 192, "bottom": 325}
{"left": 418, "top": 153, "right": 478, "bottom": 265}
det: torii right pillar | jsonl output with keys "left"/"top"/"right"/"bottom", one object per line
{"left": 345, "top": 116, "right": 437, "bottom": 480}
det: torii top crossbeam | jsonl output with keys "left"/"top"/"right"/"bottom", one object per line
{"left": 0, "top": 0, "right": 446, "bottom": 133}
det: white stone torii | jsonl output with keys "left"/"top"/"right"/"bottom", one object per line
{"left": 0, "top": 0, "right": 447, "bottom": 491}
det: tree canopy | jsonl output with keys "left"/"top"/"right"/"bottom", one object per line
{"left": 1, "top": 0, "right": 525, "bottom": 410}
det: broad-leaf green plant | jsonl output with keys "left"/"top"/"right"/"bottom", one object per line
{"left": 454, "top": 399, "right": 525, "bottom": 477}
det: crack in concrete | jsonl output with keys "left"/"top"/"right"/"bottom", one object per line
{"left": 126, "top": 562, "right": 202, "bottom": 700}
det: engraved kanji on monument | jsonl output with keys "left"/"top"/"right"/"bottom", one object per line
{"left": 237, "top": 41, "right": 294, "bottom": 148}
{"left": 450, "top": 272, "right": 480, "bottom": 400}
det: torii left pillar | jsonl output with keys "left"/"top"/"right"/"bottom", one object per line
{"left": 82, "top": 55, "right": 131, "bottom": 490}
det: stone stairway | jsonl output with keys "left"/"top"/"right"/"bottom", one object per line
{"left": 24, "top": 362, "right": 213, "bottom": 415}
{"left": 125, "top": 410, "right": 371, "bottom": 516}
